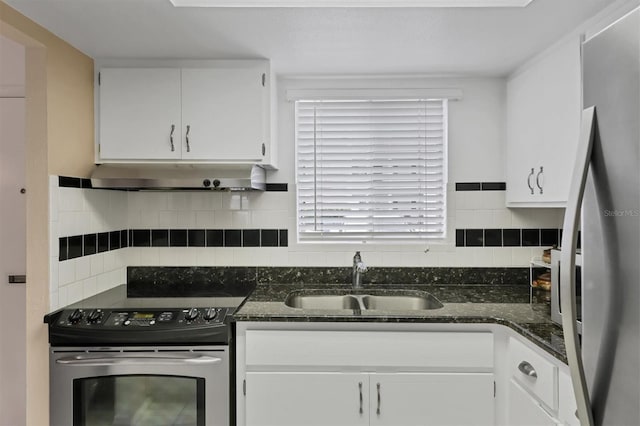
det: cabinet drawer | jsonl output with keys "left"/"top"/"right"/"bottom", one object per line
{"left": 508, "top": 337, "right": 557, "bottom": 410}
{"left": 245, "top": 330, "right": 493, "bottom": 369}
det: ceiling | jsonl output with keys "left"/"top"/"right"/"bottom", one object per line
{"left": 4, "top": 0, "right": 614, "bottom": 76}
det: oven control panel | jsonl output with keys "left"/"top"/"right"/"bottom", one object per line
{"left": 55, "top": 307, "right": 229, "bottom": 329}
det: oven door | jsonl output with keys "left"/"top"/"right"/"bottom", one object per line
{"left": 50, "top": 346, "right": 229, "bottom": 426}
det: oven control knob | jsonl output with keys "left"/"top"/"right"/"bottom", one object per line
{"left": 68, "top": 309, "right": 83, "bottom": 324}
{"left": 185, "top": 308, "right": 200, "bottom": 321}
{"left": 87, "top": 310, "right": 103, "bottom": 324}
{"left": 203, "top": 308, "right": 219, "bottom": 321}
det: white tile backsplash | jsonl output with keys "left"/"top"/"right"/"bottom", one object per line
{"left": 58, "top": 187, "right": 84, "bottom": 212}
{"left": 49, "top": 177, "right": 128, "bottom": 311}
{"left": 176, "top": 210, "right": 196, "bottom": 228}
{"left": 49, "top": 165, "right": 564, "bottom": 310}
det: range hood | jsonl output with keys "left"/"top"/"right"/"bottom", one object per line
{"left": 90, "top": 164, "right": 266, "bottom": 191}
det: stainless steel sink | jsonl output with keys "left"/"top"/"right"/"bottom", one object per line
{"left": 284, "top": 291, "right": 443, "bottom": 311}
{"left": 284, "top": 294, "right": 362, "bottom": 310}
{"left": 362, "top": 294, "right": 443, "bottom": 310}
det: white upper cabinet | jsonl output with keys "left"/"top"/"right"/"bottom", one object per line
{"left": 181, "top": 67, "right": 267, "bottom": 161}
{"left": 506, "top": 36, "right": 581, "bottom": 207}
{"left": 99, "top": 68, "right": 182, "bottom": 160}
{"left": 97, "top": 61, "right": 274, "bottom": 166}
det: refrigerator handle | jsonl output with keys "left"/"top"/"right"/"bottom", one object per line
{"left": 560, "top": 106, "right": 597, "bottom": 426}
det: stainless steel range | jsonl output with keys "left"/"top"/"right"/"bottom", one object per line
{"left": 46, "top": 284, "right": 250, "bottom": 426}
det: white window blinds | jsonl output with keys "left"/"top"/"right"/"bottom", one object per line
{"left": 295, "top": 98, "right": 448, "bottom": 242}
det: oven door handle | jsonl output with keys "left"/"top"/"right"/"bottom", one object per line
{"left": 55, "top": 353, "right": 222, "bottom": 366}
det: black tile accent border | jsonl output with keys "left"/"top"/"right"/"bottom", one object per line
{"left": 456, "top": 228, "right": 561, "bottom": 248}
{"left": 484, "top": 229, "right": 502, "bottom": 247}
{"left": 456, "top": 181, "right": 506, "bottom": 191}
{"left": 243, "top": 229, "right": 260, "bottom": 247}
{"left": 58, "top": 175, "right": 93, "bottom": 189}
{"left": 541, "top": 228, "right": 559, "bottom": 246}
{"left": 465, "top": 229, "right": 484, "bottom": 247}
{"left": 68, "top": 235, "right": 83, "bottom": 259}
{"left": 224, "top": 230, "right": 242, "bottom": 247}
{"left": 151, "top": 229, "right": 169, "bottom": 247}
{"left": 522, "top": 229, "right": 540, "bottom": 247}
{"left": 279, "top": 229, "right": 288, "bottom": 247}
{"left": 58, "top": 176, "right": 82, "bottom": 188}
{"left": 109, "top": 231, "right": 121, "bottom": 250}
{"left": 58, "top": 228, "right": 290, "bottom": 261}
{"left": 206, "top": 230, "right": 224, "bottom": 247}
{"left": 265, "top": 183, "right": 288, "bottom": 192}
{"left": 59, "top": 238, "right": 68, "bottom": 261}
{"left": 97, "top": 232, "right": 109, "bottom": 253}
{"left": 83, "top": 234, "right": 97, "bottom": 256}
{"left": 188, "top": 230, "right": 206, "bottom": 247}
{"left": 481, "top": 182, "right": 506, "bottom": 191}
{"left": 261, "top": 229, "right": 279, "bottom": 247}
{"left": 170, "top": 229, "right": 188, "bottom": 247}
{"left": 455, "top": 182, "right": 481, "bottom": 191}
{"left": 503, "top": 229, "right": 521, "bottom": 247}
{"left": 132, "top": 230, "right": 151, "bottom": 247}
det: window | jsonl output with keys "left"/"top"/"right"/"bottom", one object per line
{"left": 295, "top": 97, "right": 448, "bottom": 243}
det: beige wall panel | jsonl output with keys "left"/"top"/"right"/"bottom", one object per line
{"left": 1, "top": 3, "right": 95, "bottom": 426}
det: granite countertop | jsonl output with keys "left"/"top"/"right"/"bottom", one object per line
{"left": 232, "top": 283, "right": 567, "bottom": 363}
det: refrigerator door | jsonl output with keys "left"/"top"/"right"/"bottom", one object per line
{"left": 582, "top": 7, "right": 640, "bottom": 426}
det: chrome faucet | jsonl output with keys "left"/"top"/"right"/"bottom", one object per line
{"left": 352, "top": 251, "right": 367, "bottom": 289}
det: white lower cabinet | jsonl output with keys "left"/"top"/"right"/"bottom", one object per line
{"left": 370, "top": 373, "right": 494, "bottom": 426}
{"left": 236, "top": 323, "right": 577, "bottom": 426}
{"left": 245, "top": 372, "right": 369, "bottom": 426}
{"left": 507, "top": 380, "right": 560, "bottom": 426}
{"left": 502, "top": 335, "right": 578, "bottom": 426}
{"left": 244, "top": 371, "right": 494, "bottom": 426}
{"left": 238, "top": 325, "right": 495, "bottom": 426}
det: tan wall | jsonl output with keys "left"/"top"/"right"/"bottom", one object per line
{"left": 0, "top": 3, "right": 94, "bottom": 425}
{"left": 0, "top": 1, "right": 94, "bottom": 177}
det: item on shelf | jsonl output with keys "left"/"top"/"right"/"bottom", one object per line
{"left": 542, "top": 245, "right": 557, "bottom": 264}
{"left": 532, "top": 272, "right": 552, "bottom": 291}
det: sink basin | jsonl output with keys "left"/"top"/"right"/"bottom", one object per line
{"left": 284, "top": 294, "right": 362, "bottom": 310}
{"left": 362, "top": 294, "right": 443, "bottom": 310}
{"left": 284, "top": 291, "right": 443, "bottom": 311}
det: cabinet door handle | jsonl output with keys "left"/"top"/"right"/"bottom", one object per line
{"left": 376, "top": 382, "right": 381, "bottom": 415}
{"left": 358, "top": 382, "right": 363, "bottom": 414}
{"left": 185, "top": 125, "right": 191, "bottom": 153}
{"left": 527, "top": 168, "right": 535, "bottom": 195}
{"left": 536, "top": 166, "right": 544, "bottom": 194}
{"left": 518, "top": 361, "right": 538, "bottom": 378}
{"left": 170, "top": 124, "right": 175, "bottom": 152}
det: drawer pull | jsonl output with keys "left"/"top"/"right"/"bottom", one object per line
{"left": 358, "top": 382, "right": 363, "bottom": 415}
{"left": 518, "top": 361, "right": 538, "bottom": 378}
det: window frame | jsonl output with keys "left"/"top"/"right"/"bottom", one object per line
{"left": 293, "top": 91, "right": 455, "bottom": 244}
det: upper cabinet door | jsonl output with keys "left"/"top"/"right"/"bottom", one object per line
{"left": 505, "top": 36, "right": 581, "bottom": 207}
{"left": 98, "top": 68, "right": 182, "bottom": 160}
{"left": 181, "top": 65, "right": 267, "bottom": 161}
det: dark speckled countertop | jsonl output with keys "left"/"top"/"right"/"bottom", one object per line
{"left": 232, "top": 283, "right": 567, "bottom": 364}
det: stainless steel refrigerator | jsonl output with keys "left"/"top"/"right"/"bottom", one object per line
{"left": 561, "top": 6, "right": 640, "bottom": 426}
